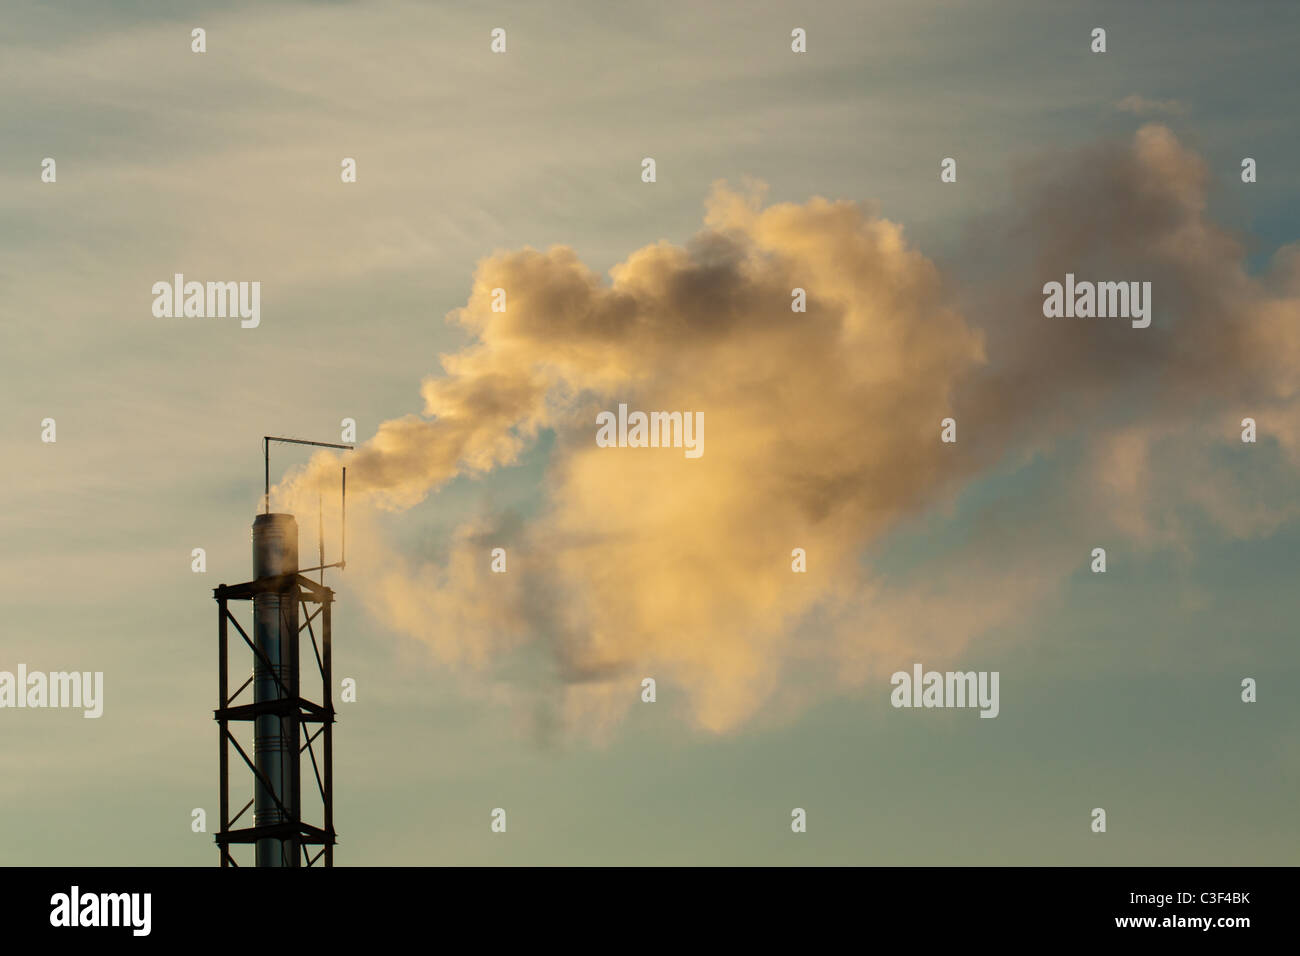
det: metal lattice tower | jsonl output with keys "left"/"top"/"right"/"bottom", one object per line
{"left": 212, "top": 438, "right": 350, "bottom": 867}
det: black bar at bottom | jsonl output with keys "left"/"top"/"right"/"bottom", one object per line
{"left": 6, "top": 866, "right": 1284, "bottom": 942}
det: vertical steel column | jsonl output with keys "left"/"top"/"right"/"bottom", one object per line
{"left": 218, "top": 596, "right": 230, "bottom": 867}
{"left": 288, "top": 594, "right": 301, "bottom": 866}
{"left": 323, "top": 597, "right": 334, "bottom": 867}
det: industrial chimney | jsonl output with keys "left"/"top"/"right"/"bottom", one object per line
{"left": 212, "top": 436, "right": 350, "bottom": 868}
{"left": 251, "top": 513, "right": 301, "bottom": 867}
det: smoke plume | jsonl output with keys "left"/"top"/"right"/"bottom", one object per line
{"left": 277, "top": 125, "right": 1300, "bottom": 733}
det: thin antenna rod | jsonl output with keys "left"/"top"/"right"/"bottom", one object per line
{"left": 318, "top": 495, "right": 324, "bottom": 586}
{"left": 341, "top": 467, "right": 347, "bottom": 571}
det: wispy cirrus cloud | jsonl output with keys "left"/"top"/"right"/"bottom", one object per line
{"left": 1116, "top": 94, "right": 1188, "bottom": 116}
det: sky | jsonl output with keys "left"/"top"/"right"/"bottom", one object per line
{"left": 1, "top": 0, "right": 1298, "bottom": 865}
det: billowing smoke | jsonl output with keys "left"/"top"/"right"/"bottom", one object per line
{"left": 277, "top": 125, "right": 1300, "bottom": 733}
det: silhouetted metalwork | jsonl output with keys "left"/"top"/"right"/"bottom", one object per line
{"left": 214, "top": 438, "right": 351, "bottom": 867}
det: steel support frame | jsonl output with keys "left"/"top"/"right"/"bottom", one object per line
{"left": 214, "top": 574, "right": 336, "bottom": 867}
